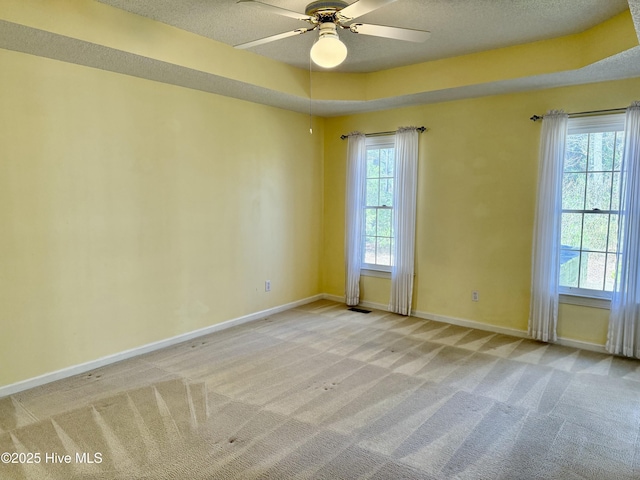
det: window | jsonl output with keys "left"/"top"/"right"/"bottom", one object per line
{"left": 559, "top": 115, "right": 625, "bottom": 298}
{"left": 363, "top": 136, "right": 395, "bottom": 271}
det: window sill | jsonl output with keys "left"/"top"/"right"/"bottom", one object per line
{"left": 361, "top": 269, "right": 391, "bottom": 279}
{"left": 559, "top": 293, "right": 611, "bottom": 310}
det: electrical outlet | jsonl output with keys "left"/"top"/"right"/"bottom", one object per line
{"left": 265, "top": 280, "right": 271, "bottom": 292}
{"left": 472, "top": 290, "right": 479, "bottom": 302}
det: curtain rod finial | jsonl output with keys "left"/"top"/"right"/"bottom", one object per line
{"left": 530, "top": 115, "right": 543, "bottom": 122}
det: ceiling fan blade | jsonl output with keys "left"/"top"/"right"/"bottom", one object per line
{"left": 237, "top": 0, "right": 312, "bottom": 21}
{"left": 339, "top": 0, "right": 398, "bottom": 20}
{"left": 234, "top": 28, "right": 314, "bottom": 49}
{"left": 349, "top": 23, "right": 430, "bottom": 42}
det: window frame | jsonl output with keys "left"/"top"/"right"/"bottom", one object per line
{"left": 361, "top": 135, "right": 395, "bottom": 274}
{"left": 558, "top": 114, "right": 625, "bottom": 302}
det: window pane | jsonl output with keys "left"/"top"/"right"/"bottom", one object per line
{"left": 579, "top": 251, "right": 606, "bottom": 290}
{"left": 559, "top": 249, "right": 580, "bottom": 287}
{"left": 614, "top": 132, "right": 624, "bottom": 170}
{"left": 560, "top": 126, "right": 623, "bottom": 294}
{"left": 380, "top": 148, "right": 394, "bottom": 177}
{"left": 604, "top": 253, "right": 618, "bottom": 292}
{"left": 585, "top": 172, "right": 612, "bottom": 210}
{"left": 379, "top": 178, "right": 393, "bottom": 206}
{"left": 587, "top": 132, "right": 605, "bottom": 172}
{"left": 390, "top": 210, "right": 395, "bottom": 237}
{"left": 562, "top": 173, "right": 586, "bottom": 209}
{"left": 362, "top": 142, "right": 396, "bottom": 268}
{"left": 561, "top": 213, "right": 582, "bottom": 249}
{"left": 608, "top": 214, "right": 619, "bottom": 253}
{"left": 377, "top": 208, "right": 392, "bottom": 237}
{"left": 599, "top": 131, "right": 616, "bottom": 171}
{"left": 364, "top": 236, "right": 376, "bottom": 264}
{"left": 376, "top": 237, "right": 391, "bottom": 266}
{"left": 582, "top": 214, "right": 608, "bottom": 251}
{"left": 367, "top": 149, "right": 379, "bottom": 177}
{"left": 365, "top": 208, "right": 377, "bottom": 236}
{"left": 366, "top": 179, "right": 379, "bottom": 206}
{"left": 611, "top": 172, "right": 620, "bottom": 210}
{"left": 565, "top": 134, "right": 588, "bottom": 172}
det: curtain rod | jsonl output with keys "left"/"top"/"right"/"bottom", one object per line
{"left": 530, "top": 107, "right": 627, "bottom": 122}
{"left": 340, "top": 126, "right": 426, "bottom": 140}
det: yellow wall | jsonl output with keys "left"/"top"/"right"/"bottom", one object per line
{"left": 1, "top": 27, "right": 639, "bottom": 390}
{"left": 310, "top": 11, "right": 638, "bottom": 102}
{"left": 4, "top": 1, "right": 636, "bottom": 109}
{"left": 322, "top": 77, "right": 640, "bottom": 345}
{"left": 0, "top": 0, "right": 310, "bottom": 98}
{"left": 0, "top": 48, "right": 324, "bottom": 387}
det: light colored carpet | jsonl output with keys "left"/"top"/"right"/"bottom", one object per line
{"left": 2, "top": 300, "right": 640, "bottom": 479}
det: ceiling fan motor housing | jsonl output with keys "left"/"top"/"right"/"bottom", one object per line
{"left": 305, "top": 0, "right": 349, "bottom": 17}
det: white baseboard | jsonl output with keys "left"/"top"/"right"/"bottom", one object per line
{"left": 0, "top": 294, "right": 324, "bottom": 398}
{"left": 358, "top": 300, "right": 389, "bottom": 312}
{"left": 1, "top": 292, "right": 608, "bottom": 398}
{"left": 323, "top": 293, "right": 344, "bottom": 304}
{"left": 413, "top": 309, "right": 607, "bottom": 353}
{"left": 322, "top": 294, "right": 607, "bottom": 354}
{"left": 412, "top": 309, "right": 529, "bottom": 339}
{"left": 322, "top": 294, "right": 388, "bottom": 313}
{"left": 554, "top": 337, "right": 607, "bottom": 353}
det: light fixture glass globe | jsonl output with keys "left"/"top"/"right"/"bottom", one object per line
{"left": 310, "top": 34, "right": 347, "bottom": 69}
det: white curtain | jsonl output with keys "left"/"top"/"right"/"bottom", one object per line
{"left": 529, "top": 111, "right": 568, "bottom": 342}
{"left": 345, "top": 133, "right": 367, "bottom": 306}
{"left": 607, "top": 102, "right": 640, "bottom": 357}
{"left": 389, "top": 127, "right": 419, "bottom": 315}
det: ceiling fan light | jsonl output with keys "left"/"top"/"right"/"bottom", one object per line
{"left": 310, "top": 28, "right": 347, "bottom": 68}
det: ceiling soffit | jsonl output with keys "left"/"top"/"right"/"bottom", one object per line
{"left": 1, "top": 0, "right": 639, "bottom": 117}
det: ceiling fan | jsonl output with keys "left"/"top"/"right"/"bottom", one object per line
{"left": 234, "top": 0, "right": 431, "bottom": 69}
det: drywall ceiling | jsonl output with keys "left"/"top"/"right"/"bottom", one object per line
{"left": 96, "top": 0, "right": 630, "bottom": 73}
{"left": 2, "top": 0, "right": 640, "bottom": 116}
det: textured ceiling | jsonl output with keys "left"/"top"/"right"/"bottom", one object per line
{"left": 95, "top": 0, "right": 630, "bottom": 73}
{"left": 2, "top": 0, "right": 640, "bottom": 116}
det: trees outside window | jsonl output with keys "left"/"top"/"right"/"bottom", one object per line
{"left": 363, "top": 136, "right": 395, "bottom": 270}
{"left": 559, "top": 115, "right": 625, "bottom": 297}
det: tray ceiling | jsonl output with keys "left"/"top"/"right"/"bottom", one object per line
{"left": 1, "top": 0, "right": 639, "bottom": 116}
